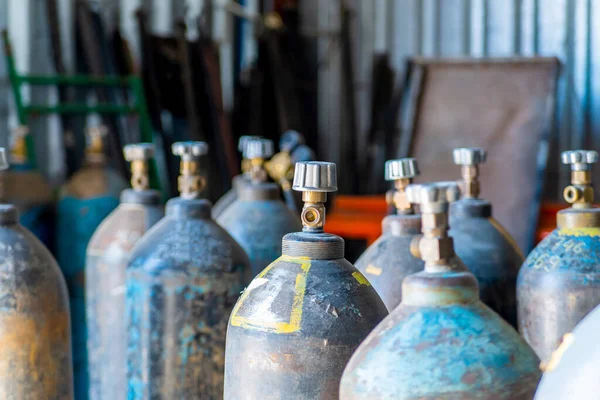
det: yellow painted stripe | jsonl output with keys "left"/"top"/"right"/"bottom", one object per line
{"left": 558, "top": 227, "right": 600, "bottom": 237}
{"left": 352, "top": 271, "right": 371, "bottom": 286}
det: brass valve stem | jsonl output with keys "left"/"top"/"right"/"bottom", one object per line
{"left": 391, "top": 178, "right": 414, "bottom": 215}
{"left": 301, "top": 191, "right": 327, "bottom": 232}
{"left": 564, "top": 169, "right": 594, "bottom": 209}
{"left": 85, "top": 127, "right": 107, "bottom": 164}
{"left": 249, "top": 157, "right": 268, "bottom": 183}
{"left": 130, "top": 159, "right": 150, "bottom": 191}
{"left": 10, "top": 125, "right": 29, "bottom": 164}
{"left": 460, "top": 165, "right": 480, "bottom": 199}
{"left": 178, "top": 159, "right": 205, "bottom": 199}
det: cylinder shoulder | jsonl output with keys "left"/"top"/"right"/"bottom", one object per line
{"left": 61, "top": 165, "right": 128, "bottom": 199}
{"left": 217, "top": 198, "right": 301, "bottom": 233}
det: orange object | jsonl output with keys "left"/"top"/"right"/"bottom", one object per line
{"left": 327, "top": 195, "right": 568, "bottom": 247}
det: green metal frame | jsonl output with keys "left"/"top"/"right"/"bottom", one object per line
{"left": 2, "top": 31, "right": 162, "bottom": 194}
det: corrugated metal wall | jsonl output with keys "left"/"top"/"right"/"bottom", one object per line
{"left": 1, "top": 0, "right": 598, "bottom": 196}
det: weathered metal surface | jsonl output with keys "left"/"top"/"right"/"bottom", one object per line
{"left": 450, "top": 199, "right": 524, "bottom": 327}
{"left": 86, "top": 189, "right": 163, "bottom": 400}
{"left": 224, "top": 231, "right": 388, "bottom": 400}
{"left": 212, "top": 174, "right": 247, "bottom": 218}
{"left": 0, "top": 204, "right": 74, "bottom": 399}
{"left": 517, "top": 212, "right": 600, "bottom": 364}
{"left": 126, "top": 197, "right": 251, "bottom": 399}
{"left": 355, "top": 214, "right": 423, "bottom": 311}
{"left": 57, "top": 165, "right": 127, "bottom": 400}
{"left": 217, "top": 182, "right": 302, "bottom": 277}
{"left": 534, "top": 303, "right": 600, "bottom": 399}
{"left": 341, "top": 267, "right": 541, "bottom": 400}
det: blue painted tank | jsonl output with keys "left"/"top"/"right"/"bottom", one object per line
{"left": 518, "top": 150, "right": 600, "bottom": 364}
{"left": 85, "top": 144, "right": 163, "bottom": 400}
{"left": 0, "top": 148, "right": 74, "bottom": 399}
{"left": 126, "top": 141, "right": 251, "bottom": 399}
{"left": 217, "top": 138, "right": 301, "bottom": 277}
{"left": 56, "top": 127, "right": 128, "bottom": 400}
{"left": 340, "top": 182, "right": 541, "bottom": 399}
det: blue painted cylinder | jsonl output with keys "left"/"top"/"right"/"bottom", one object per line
{"left": 57, "top": 164, "right": 127, "bottom": 400}
{"left": 126, "top": 197, "right": 251, "bottom": 399}
{"left": 86, "top": 189, "right": 163, "bottom": 400}
{"left": 217, "top": 182, "right": 302, "bottom": 277}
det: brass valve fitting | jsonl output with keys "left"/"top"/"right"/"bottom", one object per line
{"left": 453, "top": 147, "right": 486, "bottom": 199}
{"left": 406, "top": 182, "right": 460, "bottom": 270}
{"left": 238, "top": 135, "right": 262, "bottom": 174}
{"left": 384, "top": 158, "right": 419, "bottom": 214}
{"left": 562, "top": 150, "right": 598, "bottom": 209}
{"left": 244, "top": 138, "right": 274, "bottom": 184}
{"left": 293, "top": 161, "right": 337, "bottom": 232}
{"left": 124, "top": 143, "right": 155, "bottom": 191}
{"left": 0, "top": 147, "right": 7, "bottom": 202}
{"left": 10, "top": 125, "right": 29, "bottom": 164}
{"left": 172, "top": 141, "right": 209, "bottom": 199}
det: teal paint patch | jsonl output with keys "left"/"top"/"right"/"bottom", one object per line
{"left": 20, "top": 205, "right": 52, "bottom": 248}
{"left": 57, "top": 195, "right": 120, "bottom": 400}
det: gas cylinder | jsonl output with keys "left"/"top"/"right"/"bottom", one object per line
{"left": 126, "top": 141, "right": 251, "bottom": 399}
{"left": 5, "top": 125, "right": 54, "bottom": 247}
{"left": 212, "top": 135, "right": 261, "bottom": 218}
{"left": 533, "top": 303, "right": 600, "bottom": 399}
{"left": 340, "top": 182, "right": 541, "bottom": 400}
{"left": 0, "top": 147, "right": 74, "bottom": 399}
{"left": 217, "top": 138, "right": 302, "bottom": 277}
{"left": 224, "top": 161, "right": 388, "bottom": 400}
{"left": 450, "top": 147, "right": 524, "bottom": 327}
{"left": 518, "top": 149, "right": 600, "bottom": 364}
{"left": 56, "top": 125, "right": 128, "bottom": 399}
{"left": 355, "top": 158, "right": 423, "bottom": 311}
{"left": 86, "top": 143, "right": 164, "bottom": 400}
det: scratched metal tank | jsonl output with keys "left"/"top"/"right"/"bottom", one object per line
{"left": 126, "top": 141, "right": 251, "bottom": 399}
{"left": 5, "top": 125, "right": 54, "bottom": 248}
{"left": 0, "top": 148, "right": 74, "bottom": 399}
{"left": 224, "top": 161, "right": 388, "bottom": 400}
{"left": 518, "top": 150, "right": 600, "bottom": 365}
{"left": 533, "top": 303, "right": 600, "bottom": 399}
{"left": 86, "top": 143, "right": 164, "bottom": 400}
{"left": 56, "top": 126, "right": 128, "bottom": 400}
{"left": 449, "top": 148, "right": 524, "bottom": 327}
{"left": 355, "top": 158, "right": 423, "bottom": 311}
{"left": 340, "top": 182, "right": 541, "bottom": 400}
{"left": 217, "top": 138, "right": 301, "bottom": 277}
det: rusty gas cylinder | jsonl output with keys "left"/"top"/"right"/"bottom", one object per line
{"left": 0, "top": 147, "right": 74, "bottom": 399}
{"left": 340, "top": 182, "right": 541, "bottom": 400}
{"left": 126, "top": 141, "right": 251, "bottom": 399}
{"left": 212, "top": 135, "right": 261, "bottom": 218}
{"left": 533, "top": 303, "right": 600, "bottom": 399}
{"left": 217, "top": 138, "right": 301, "bottom": 277}
{"left": 355, "top": 158, "right": 423, "bottom": 311}
{"left": 57, "top": 125, "right": 128, "bottom": 399}
{"left": 86, "top": 143, "right": 164, "bottom": 400}
{"left": 518, "top": 150, "right": 600, "bottom": 364}
{"left": 449, "top": 147, "right": 524, "bottom": 327}
{"left": 224, "top": 161, "right": 388, "bottom": 400}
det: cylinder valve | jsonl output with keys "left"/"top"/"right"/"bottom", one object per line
{"left": 562, "top": 150, "right": 598, "bottom": 209}
{"left": 172, "top": 141, "right": 209, "bottom": 199}
{"left": 453, "top": 147, "right": 486, "bottom": 199}
{"left": 385, "top": 158, "right": 419, "bottom": 214}
{"left": 0, "top": 147, "right": 7, "bottom": 201}
{"left": 244, "top": 138, "right": 274, "bottom": 183}
{"left": 238, "top": 135, "right": 262, "bottom": 174}
{"left": 10, "top": 125, "right": 29, "bottom": 164}
{"left": 406, "top": 182, "right": 460, "bottom": 269}
{"left": 292, "top": 161, "right": 337, "bottom": 232}
{"left": 124, "top": 143, "right": 154, "bottom": 191}
{"left": 85, "top": 125, "right": 108, "bottom": 164}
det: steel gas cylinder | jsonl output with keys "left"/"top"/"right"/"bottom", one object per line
{"left": 86, "top": 143, "right": 164, "bottom": 400}
{"left": 5, "top": 126, "right": 53, "bottom": 247}
{"left": 212, "top": 135, "right": 260, "bottom": 218}
{"left": 126, "top": 141, "right": 251, "bottom": 399}
{"left": 0, "top": 148, "right": 74, "bottom": 399}
{"left": 224, "top": 161, "right": 388, "bottom": 400}
{"left": 518, "top": 150, "right": 600, "bottom": 364}
{"left": 450, "top": 147, "right": 524, "bottom": 327}
{"left": 340, "top": 182, "right": 541, "bottom": 400}
{"left": 533, "top": 303, "right": 600, "bottom": 399}
{"left": 355, "top": 158, "right": 423, "bottom": 311}
{"left": 56, "top": 126, "right": 128, "bottom": 399}
{"left": 217, "top": 138, "right": 301, "bottom": 277}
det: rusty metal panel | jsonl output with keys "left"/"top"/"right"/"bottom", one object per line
{"left": 398, "top": 58, "right": 560, "bottom": 252}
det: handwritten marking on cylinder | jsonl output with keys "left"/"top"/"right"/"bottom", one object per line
{"left": 230, "top": 255, "right": 311, "bottom": 334}
{"left": 540, "top": 333, "right": 575, "bottom": 372}
{"left": 352, "top": 271, "right": 371, "bottom": 286}
{"left": 365, "top": 264, "right": 382, "bottom": 276}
